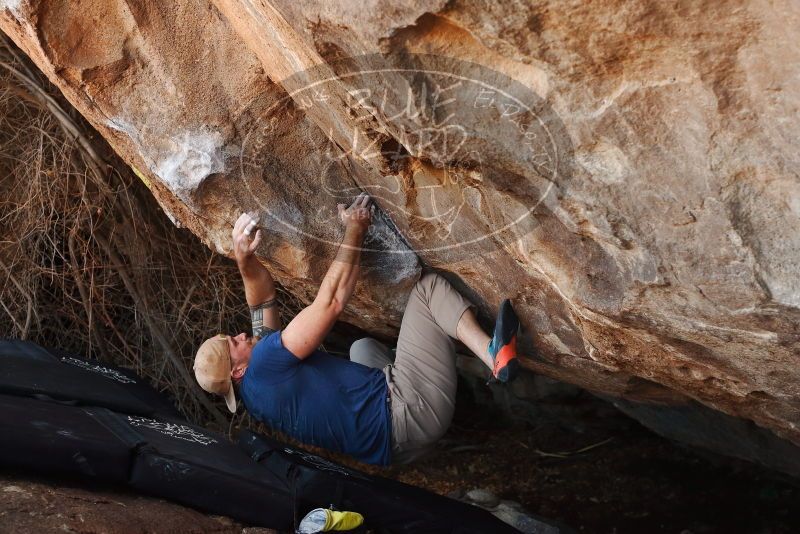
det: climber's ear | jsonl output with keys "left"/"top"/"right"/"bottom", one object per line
{"left": 231, "top": 365, "right": 247, "bottom": 381}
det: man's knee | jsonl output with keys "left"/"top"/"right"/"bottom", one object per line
{"left": 417, "top": 272, "right": 441, "bottom": 287}
{"left": 350, "top": 337, "right": 380, "bottom": 359}
{"left": 350, "top": 337, "right": 392, "bottom": 369}
{"left": 415, "top": 272, "right": 444, "bottom": 299}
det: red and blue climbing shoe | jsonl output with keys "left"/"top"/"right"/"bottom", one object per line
{"left": 487, "top": 299, "right": 520, "bottom": 384}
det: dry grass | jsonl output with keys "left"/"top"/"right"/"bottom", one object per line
{"left": 0, "top": 34, "right": 299, "bottom": 433}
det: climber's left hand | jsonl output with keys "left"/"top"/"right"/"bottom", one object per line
{"left": 338, "top": 192, "right": 372, "bottom": 233}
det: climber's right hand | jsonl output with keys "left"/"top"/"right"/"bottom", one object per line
{"left": 232, "top": 212, "right": 262, "bottom": 264}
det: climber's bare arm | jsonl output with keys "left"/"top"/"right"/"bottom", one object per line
{"left": 282, "top": 193, "right": 371, "bottom": 360}
{"left": 232, "top": 213, "right": 281, "bottom": 337}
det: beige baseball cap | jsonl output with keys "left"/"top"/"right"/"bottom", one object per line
{"left": 193, "top": 334, "right": 237, "bottom": 413}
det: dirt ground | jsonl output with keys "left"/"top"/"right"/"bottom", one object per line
{"left": 0, "top": 470, "right": 275, "bottom": 534}
{"left": 378, "top": 390, "right": 800, "bottom": 534}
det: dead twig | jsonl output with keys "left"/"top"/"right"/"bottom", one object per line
{"left": 534, "top": 438, "right": 614, "bottom": 459}
{"left": 0, "top": 257, "right": 35, "bottom": 337}
{"left": 0, "top": 34, "right": 268, "bottom": 429}
{"left": 95, "top": 233, "right": 230, "bottom": 429}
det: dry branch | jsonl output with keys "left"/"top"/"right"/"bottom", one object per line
{"left": 0, "top": 33, "right": 294, "bottom": 432}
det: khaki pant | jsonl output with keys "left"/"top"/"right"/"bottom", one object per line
{"left": 350, "top": 273, "right": 474, "bottom": 464}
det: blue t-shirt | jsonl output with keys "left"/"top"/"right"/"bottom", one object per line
{"left": 240, "top": 331, "right": 392, "bottom": 465}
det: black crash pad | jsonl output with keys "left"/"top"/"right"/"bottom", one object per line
{"left": 0, "top": 394, "right": 139, "bottom": 482}
{"left": 238, "top": 429, "right": 523, "bottom": 534}
{"left": 0, "top": 338, "right": 58, "bottom": 362}
{"left": 0, "top": 339, "right": 181, "bottom": 419}
{"left": 125, "top": 415, "right": 294, "bottom": 528}
{"left": 0, "top": 393, "right": 294, "bottom": 529}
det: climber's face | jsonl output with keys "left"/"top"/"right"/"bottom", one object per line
{"left": 227, "top": 332, "right": 256, "bottom": 381}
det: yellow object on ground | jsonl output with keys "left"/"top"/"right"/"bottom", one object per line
{"left": 297, "top": 508, "right": 364, "bottom": 533}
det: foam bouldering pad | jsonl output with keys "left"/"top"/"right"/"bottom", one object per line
{"left": 0, "top": 393, "right": 295, "bottom": 529}
{"left": 0, "top": 394, "right": 139, "bottom": 482}
{"left": 126, "top": 415, "right": 294, "bottom": 528}
{"left": 238, "top": 430, "right": 523, "bottom": 534}
{"left": 0, "top": 339, "right": 181, "bottom": 419}
{"left": 0, "top": 338, "right": 58, "bottom": 362}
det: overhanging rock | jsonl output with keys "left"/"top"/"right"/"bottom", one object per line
{"left": 2, "top": 0, "right": 798, "bottom": 475}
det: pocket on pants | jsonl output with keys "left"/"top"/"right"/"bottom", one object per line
{"left": 390, "top": 402, "right": 438, "bottom": 464}
{"left": 390, "top": 396, "right": 409, "bottom": 449}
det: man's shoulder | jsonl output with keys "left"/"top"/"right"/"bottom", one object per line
{"left": 249, "top": 330, "right": 283, "bottom": 363}
{"left": 248, "top": 330, "right": 303, "bottom": 375}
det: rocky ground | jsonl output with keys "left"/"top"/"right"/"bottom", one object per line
{"left": 0, "top": 470, "right": 275, "bottom": 534}
{"left": 396, "top": 390, "right": 800, "bottom": 534}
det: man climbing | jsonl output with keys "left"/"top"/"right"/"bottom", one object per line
{"left": 193, "top": 193, "right": 520, "bottom": 465}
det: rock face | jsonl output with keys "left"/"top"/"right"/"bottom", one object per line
{"left": 2, "top": 0, "right": 799, "bottom": 474}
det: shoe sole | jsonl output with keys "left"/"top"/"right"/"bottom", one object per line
{"left": 496, "top": 356, "right": 520, "bottom": 383}
{"left": 491, "top": 300, "right": 520, "bottom": 383}
{"left": 491, "top": 300, "right": 519, "bottom": 349}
